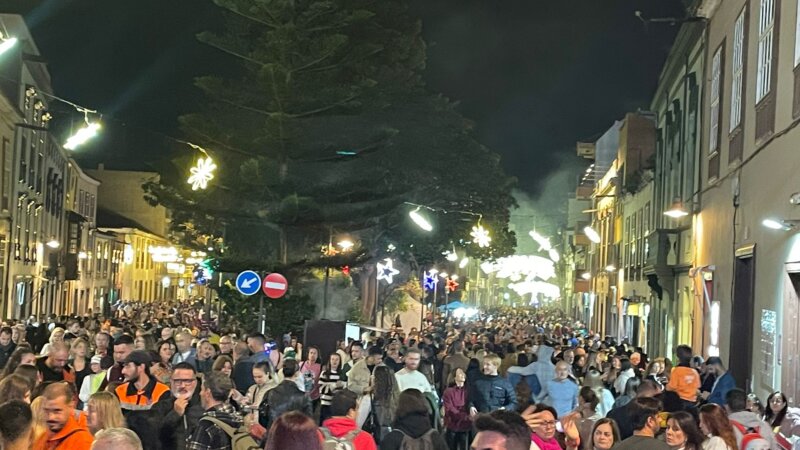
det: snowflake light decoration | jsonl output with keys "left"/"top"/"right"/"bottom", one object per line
{"left": 188, "top": 156, "right": 217, "bottom": 191}
{"left": 470, "top": 224, "right": 491, "bottom": 248}
{"left": 376, "top": 258, "right": 400, "bottom": 284}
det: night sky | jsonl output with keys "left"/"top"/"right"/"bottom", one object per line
{"left": 6, "top": 0, "right": 684, "bottom": 195}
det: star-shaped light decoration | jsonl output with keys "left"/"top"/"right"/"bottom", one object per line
{"left": 470, "top": 223, "right": 492, "bottom": 248}
{"left": 423, "top": 271, "right": 439, "bottom": 292}
{"left": 376, "top": 258, "right": 400, "bottom": 284}
{"left": 446, "top": 278, "right": 460, "bottom": 292}
{"left": 187, "top": 156, "right": 217, "bottom": 191}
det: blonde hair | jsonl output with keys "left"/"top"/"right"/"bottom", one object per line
{"left": 87, "top": 391, "right": 126, "bottom": 434}
{"left": 484, "top": 353, "right": 502, "bottom": 368}
{"left": 71, "top": 337, "right": 89, "bottom": 356}
{"left": 49, "top": 327, "right": 65, "bottom": 344}
{"left": 30, "top": 396, "right": 47, "bottom": 443}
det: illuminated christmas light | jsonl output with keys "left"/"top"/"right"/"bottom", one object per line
{"left": 187, "top": 156, "right": 217, "bottom": 190}
{"left": 459, "top": 257, "right": 469, "bottom": 268}
{"left": 446, "top": 278, "right": 459, "bottom": 292}
{"left": 423, "top": 271, "right": 439, "bottom": 291}
{"left": 376, "top": 258, "right": 400, "bottom": 284}
{"left": 470, "top": 223, "right": 491, "bottom": 248}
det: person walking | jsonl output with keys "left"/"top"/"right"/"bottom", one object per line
{"left": 468, "top": 353, "right": 516, "bottom": 415}
{"left": 442, "top": 368, "right": 471, "bottom": 450}
{"left": 186, "top": 372, "right": 244, "bottom": 450}
{"left": 379, "top": 389, "right": 447, "bottom": 450}
{"left": 321, "top": 390, "right": 378, "bottom": 450}
{"left": 33, "top": 382, "right": 94, "bottom": 450}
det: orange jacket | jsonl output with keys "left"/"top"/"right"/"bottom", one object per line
{"left": 33, "top": 412, "right": 93, "bottom": 450}
{"left": 667, "top": 366, "right": 701, "bottom": 402}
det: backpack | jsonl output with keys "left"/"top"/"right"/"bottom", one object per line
{"left": 398, "top": 429, "right": 438, "bottom": 450}
{"left": 200, "top": 416, "right": 261, "bottom": 450}
{"left": 320, "top": 427, "right": 360, "bottom": 450}
{"left": 731, "top": 420, "right": 771, "bottom": 450}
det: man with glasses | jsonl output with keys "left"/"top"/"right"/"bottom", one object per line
{"left": 217, "top": 335, "right": 234, "bottom": 359}
{"left": 158, "top": 362, "right": 205, "bottom": 450}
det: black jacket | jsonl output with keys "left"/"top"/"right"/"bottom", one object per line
{"left": 260, "top": 379, "right": 312, "bottom": 428}
{"left": 158, "top": 388, "right": 205, "bottom": 450}
{"left": 468, "top": 373, "right": 516, "bottom": 413}
{"left": 0, "top": 342, "right": 16, "bottom": 369}
{"left": 379, "top": 412, "right": 448, "bottom": 450}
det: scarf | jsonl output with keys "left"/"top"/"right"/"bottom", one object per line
{"left": 531, "top": 433, "right": 562, "bottom": 450}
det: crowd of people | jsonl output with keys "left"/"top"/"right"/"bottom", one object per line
{"left": 0, "top": 300, "right": 799, "bottom": 450}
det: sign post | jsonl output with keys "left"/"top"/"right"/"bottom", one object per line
{"left": 260, "top": 273, "right": 288, "bottom": 334}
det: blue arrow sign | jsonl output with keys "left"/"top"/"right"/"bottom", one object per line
{"left": 235, "top": 270, "right": 261, "bottom": 296}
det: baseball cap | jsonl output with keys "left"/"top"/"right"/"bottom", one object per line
{"left": 123, "top": 350, "right": 152, "bottom": 366}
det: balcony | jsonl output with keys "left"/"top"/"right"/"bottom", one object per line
{"left": 643, "top": 229, "right": 679, "bottom": 299}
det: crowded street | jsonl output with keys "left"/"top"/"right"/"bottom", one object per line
{"left": 3, "top": 0, "right": 800, "bottom": 449}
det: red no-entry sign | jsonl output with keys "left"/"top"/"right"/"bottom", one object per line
{"left": 262, "top": 273, "right": 288, "bottom": 298}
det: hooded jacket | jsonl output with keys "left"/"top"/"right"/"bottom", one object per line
{"left": 321, "top": 417, "right": 377, "bottom": 450}
{"left": 379, "top": 412, "right": 448, "bottom": 450}
{"left": 728, "top": 410, "right": 778, "bottom": 450}
{"left": 261, "top": 379, "right": 312, "bottom": 428}
{"left": 530, "top": 346, "right": 555, "bottom": 403}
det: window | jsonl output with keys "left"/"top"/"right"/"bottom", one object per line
{"left": 710, "top": 46, "right": 722, "bottom": 152}
{"left": 731, "top": 9, "right": 746, "bottom": 131}
{"left": 756, "top": 0, "right": 775, "bottom": 102}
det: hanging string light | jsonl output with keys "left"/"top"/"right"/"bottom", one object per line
{"left": 184, "top": 142, "right": 217, "bottom": 191}
{"left": 470, "top": 218, "right": 491, "bottom": 248}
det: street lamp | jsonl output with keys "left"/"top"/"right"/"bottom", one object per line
{"left": 583, "top": 226, "right": 601, "bottom": 244}
{"left": 0, "top": 37, "right": 18, "bottom": 57}
{"left": 664, "top": 198, "right": 690, "bottom": 218}
{"left": 337, "top": 240, "right": 354, "bottom": 251}
{"left": 409, "top": 207, "right": 433, "bottom": 231}
{"left": 762, "top": 218, "right": 800, "bottom": 231}
{"left": 63, "top": 121, "right": 101, "bottom": 150}
{"left": 46, "top": 238, "right": 60, "bottom": 249}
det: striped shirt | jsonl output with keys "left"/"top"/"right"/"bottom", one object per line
{"left": 319, "top": 369, "right": 343, "bottom": 406}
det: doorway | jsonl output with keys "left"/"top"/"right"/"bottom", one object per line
{"left": 782, "top": 270, "right": 800, "bottom": 403}
{"left": 730, "top": 253, "right": 756, "bottom": 391}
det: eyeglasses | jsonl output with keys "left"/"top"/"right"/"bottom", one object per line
{"left": 540, "top": 421, "right": 557, "bottom": 428}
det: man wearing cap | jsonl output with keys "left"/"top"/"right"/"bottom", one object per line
{"left": 116, "top": 350, "right": 172, "bottom": 449}
{"left": 116, "top": 350, "right": 171, "bottom": 411}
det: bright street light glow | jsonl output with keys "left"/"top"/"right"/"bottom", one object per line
{"left": 46, "top": 239, "right": 60, "bottom": 249}
{"left": 459, "top": 257, "right": 469, "bottom": 268}
{"left": 445, "top": 251, "right": 458, "bottom": 262}
{"left": 584, "top": 226, "right": 601, "bottom": 243}
{"left": 548, "top": 249, "right": 560, "bottom": 262}
{"left": 187, "top": 156, "right": 217, "bottom": 191}
{"left": 63, "top": 122, "right": 101, "bottom": 150}
{"left": 337, "top": 240, "right": 354, "bottom": 251}
{"left": 581, "top": 272, "right": 591, "bottom": 280}
{"left": 409, "top": 208, "right": 433, "bottom": 231}
{"left": 439, "top": 272, "right": 448, "bottom": 278}
{"left": 606, "top": 265, "right": 616, "bottom": 272}
{"left": 762, "top": 218, "right": 792, "bottom": 230}
{"left": 529, "top": 230, "right": 553, "bottom": 251}
{"left": 450, "top": 274, "right": 459, "bottom": 281}
{"left": 0, "top": 37, "right": 18, "bottom": 56}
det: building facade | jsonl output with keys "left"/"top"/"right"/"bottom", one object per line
{"left": 698, "top": 0, "right": 800, "bottom": 399}
{"left": 0, "top": 14, "right": 72, "bottom": 319}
